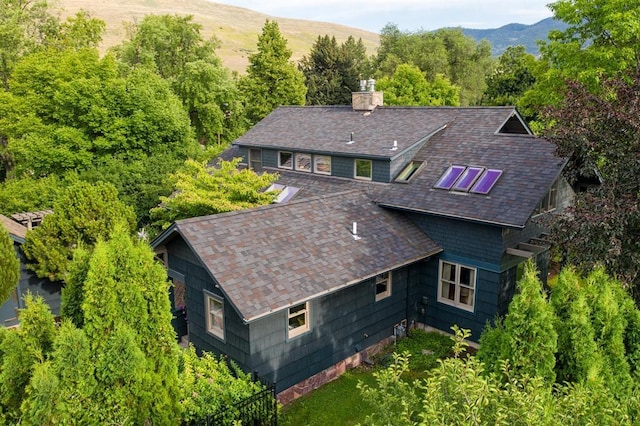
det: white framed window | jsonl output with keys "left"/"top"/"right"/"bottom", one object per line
{"left": 288, "top": 302, "right": 310, "bottom": 338}
{"left": 354, "top": 159, "right": 372, "bottom": 180}
{"left": 438, "top": 261, "right": 476, "bottom": 312}
{"left": 314, "top": 155, "right": 331, "bottom": 175}
{"left": 295, "top": 153, "right": 312, "bottom": 172}
{"left": 204, "top": 292, "right": 224, "bottom": 340}
{"left": 249, "top": 149, "right": 262, "bottom": 172}
{"left": 375, "top": 271, "right": 392, "bottom": 301}
{"left": 278, "top": 151, "right": 293, "bottom": 169}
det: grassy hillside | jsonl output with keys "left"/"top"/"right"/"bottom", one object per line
{"left": 54, "top": 0, "right": 380, "bottom": 73}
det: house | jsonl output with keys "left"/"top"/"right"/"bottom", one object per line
{"left": 152, "top": 87, "right": 570, "bottom": 400}
{"left": 0, "top": 214, "right": 61, "bottom": 326}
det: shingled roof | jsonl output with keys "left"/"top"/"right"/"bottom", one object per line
{"left": 233, "top": 106, "right": 522, "bottom": 158}
{"left": 374, "top": 122, "right": 566, "bottom": 228}
{"left": 166, "top": 190, "right": 441, "bottom": 322}
{"left": 0, "top": 214, "right": 27, "bottom": 243}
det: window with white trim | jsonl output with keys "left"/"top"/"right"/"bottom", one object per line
{"left": 438, "top": 261, "right": 476, "bottom": 312}
{"left": 314, "top": 155, "right": 331, "bottom": 175}
{"left": 375, "top": 271, "right": 392, "bottom": 301}
{"left": 204, "top": 292, "right": 224, "bottom": 339}
{"left": 278, "top": 151, "right": 293, "bottom": 169}
{"left": 295, "top": 153, "right": 312, "bottom": 172}
{"left": 288, "top": 302, "right": 310, "bottom": 338}
{"left": 354, "top": 159, "right": 372, "bottom": 180}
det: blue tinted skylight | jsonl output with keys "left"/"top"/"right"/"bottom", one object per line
{"left": 471, "top": 169, "right": 502, "bottom": 194}
{"left": 433, "top": 165, "right": 466, "bottom": 189}
{"left": 452, "top": 167, "right": 484, "bottom": 191}
{"left": 434, "top": 166, "right": 503, "bottom": 195}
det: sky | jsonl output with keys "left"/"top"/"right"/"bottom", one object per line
{"left": 212, "top": 0, "right": 554, "bottom": 33}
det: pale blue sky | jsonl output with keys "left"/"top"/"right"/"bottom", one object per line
{"left": 212, "top": 0, "right": 554, "bottom": 33}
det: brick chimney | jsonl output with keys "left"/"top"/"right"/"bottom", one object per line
{"left": 352, "top": 79, "right": 383, "bottom": 111}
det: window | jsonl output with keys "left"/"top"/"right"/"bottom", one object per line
{"left": 375, "top": 271, "right": 392, "bottom": 301}
{"left": 278, "top": 151, "right": 293, "bottom": 169}
{"left": 314, "top": 155, "right": 331, "bottom": 175}
{"left": 295, "top": 153, "right": 312, "bottom": 172}
{"left": 434, "top": 165, "right": 503, "bottom": 194}
{"left": 205, "top": 292, "right": 224, "bottom": 339}
{"left": 438, "top": 261, "right": 476, "bottom": 312}
{"left": 452, "top": 166, "right": 484, "bottom": 191}
{"left": 354, "top": 159, "right": 372, "bottom": 180}
{"left": 434, "top": 165, "right": 466, "bottom": 189}
{"left": 395, "top": 161, "right": 424, "bottom": 182}
{"left": 534, "top": 179, "right": 558, "bottom": 215}
{"left": 288, "top": 302, "right": 310, "bottom": 338}
{"left": 249, "top": 149, "right": 262, "bottom": 172}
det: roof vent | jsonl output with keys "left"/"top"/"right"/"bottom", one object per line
{"left": 390, "top": 140, "right": 398, "bottom": 151}
{"left": 352, "top": 221, "right": 361, "bottom": 240}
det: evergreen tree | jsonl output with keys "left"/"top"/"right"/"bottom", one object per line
{"left": 0, "top": 221, "right": 19, "bottom": 304}
{"left": 22, "top": 181, "right": 136, "bottom": 281}
{"left": 299, "top": 35, "right": 370, "bottom": 105}
{"left": 240, "top": 20, "right": 306, "bottom": 124}
{"left": 478, "top": 261, "right": 557, "bottom": 383}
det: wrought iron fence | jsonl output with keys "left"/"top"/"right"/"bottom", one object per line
{"left": 187, "top": 373, "right": 278, "bottom": 426}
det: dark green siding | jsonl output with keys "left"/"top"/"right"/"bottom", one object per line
{"left": 166, "top": 237, "right": 251, "bottom": 371}
{"left": 249, "top": 267, "right": 412, "bottom": 391}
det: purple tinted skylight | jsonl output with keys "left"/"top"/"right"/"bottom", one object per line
{"left": 471, "top": 169, "right": 503, "bottom": 194}
{"left": 434, "top": 165, "right": 466, "bottom": 189}
{"left": 452, "top": 167, "right": 484, "bottom": 191}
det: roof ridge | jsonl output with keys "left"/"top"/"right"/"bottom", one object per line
{"left": 176, "top": 189, "right": 368, "bottom": 225}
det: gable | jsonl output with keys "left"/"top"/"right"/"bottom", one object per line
{"left": 166, "top": 190, "right": 441, "bottom": 322}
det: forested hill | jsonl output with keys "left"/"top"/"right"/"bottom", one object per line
{"left": 462, "top": 18, "right": 568, "bottom": 56}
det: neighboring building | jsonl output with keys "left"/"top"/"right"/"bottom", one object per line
{"left": 152, "top": 87, "right": 571, "bottom": 400}
{"left": 0, "top": 214, "right": 61, "bottom": 327}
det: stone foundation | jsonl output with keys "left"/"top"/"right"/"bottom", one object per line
{"left": 277, "top": 336, "right": 394, "bottom": 405}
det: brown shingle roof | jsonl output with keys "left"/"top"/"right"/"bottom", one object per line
{"left": 233, "top": 106, "right": 519, "bottom": 158}
{"left": 174, "top": 190, "right": 441, "bottom": 322}
{"left": 0, "top": 214, "right": 27, "bottom": 242}
{"left": 375, "top": 124, "right": 566, "bottom": 227}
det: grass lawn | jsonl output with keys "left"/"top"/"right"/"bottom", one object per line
{"left": 279, "top": 330, "right": 452, "bottom": 426}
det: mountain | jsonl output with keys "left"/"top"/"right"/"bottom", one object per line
{"left": 462, "top": 18, "right": 568, "bottom": 56}
{"left": 55, "top": 0, "right": 380, "bottom": 73}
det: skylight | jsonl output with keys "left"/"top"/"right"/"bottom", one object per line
{"left": 433, "top": 165, "right": 466, "bottom": 189}
{"left": 452, "top": 166, "right": 483, "bottom": 191}
{"left": 434, "top": 166, "right": 502, "bottom": 195}
{"left": 266, "top": 184, "right": 300, "bottom": 203}
{"left": 471, "top": 169, "right": 503, "bottom": 194}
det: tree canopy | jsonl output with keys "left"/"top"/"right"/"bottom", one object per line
{"left": 299, "top": 35, "right": 371, "bottom": 105}
{"left": 544, "top": 71, "right": 640, "bottom": 298}
{"left": 22, "top": 180, "right": 136, "bottom": 282}
{"left": 0, "top": 222, "right": 19, "bottom": 304}
{"left": 376, "top": 64, "right": 460, "bottom": 106}
{"left": 150, "top": 158, "right": 279, "bottom": 231}
{"left": 240, "top": 20, "right": 306, "bottom": 124}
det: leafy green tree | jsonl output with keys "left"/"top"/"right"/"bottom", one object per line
{"left": 482, "top": 45, "right": 537, "bottom": 106}
{"left": 376, "top": 64, "right": 459, "bottom": 106}
{"left": 240, "top": 20, "right": 306, "bottom": 124}
{"left": 115, "top": 14, "right": 244, "bottom": 145}
{"left": 299, "top": 35, "right": 371, "bottom": 105}
{"left": 151, "top": 158, "right": 279, "bottom": 230}
{"left": 0, "top": 0, "right": 58, "bottom": 89}
{"left": 374, "top": 24, "right": 492, "bottom": 106}
{"left": 22, "top": 181, "right": 136, "bottom": 281}
{"left": 544, "top": 72, "right": 640, "bottom": 295}
{"left": 0, "top": 221, "right": 19, "bottom": 304}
